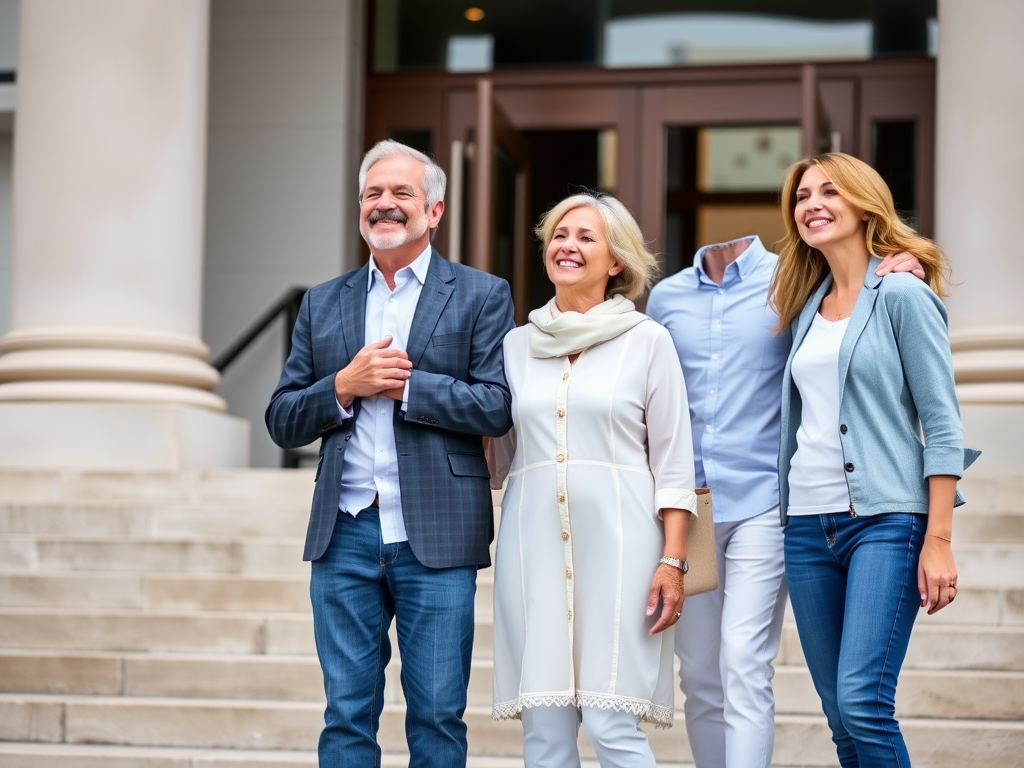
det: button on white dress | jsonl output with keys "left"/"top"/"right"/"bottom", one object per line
{"left": 492, "top": 318, "right": 696, "bottom": 726}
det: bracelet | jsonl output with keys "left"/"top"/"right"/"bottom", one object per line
{"left": 926, "top": 533, "right": 952, "bottom": 543}
{"left": 660, "top": 556, "right": 688, "bottom": 574}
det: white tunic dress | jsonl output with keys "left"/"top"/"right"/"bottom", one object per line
{"left": 492, "top": 318, "right": 696, "bottom": 726}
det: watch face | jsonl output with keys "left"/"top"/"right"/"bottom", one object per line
{"left": 681, "top": 560, "right": 689, "bottom": 574}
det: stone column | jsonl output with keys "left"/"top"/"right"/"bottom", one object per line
{"left": 936, "top": 0, "right": 1024, "bottom": 476}
{"left": 0, "top": 0, "right": 247, "bottom": 469}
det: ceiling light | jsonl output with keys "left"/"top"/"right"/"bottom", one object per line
{"left": 464, "top": 7, "right": 485, "bottom": 22}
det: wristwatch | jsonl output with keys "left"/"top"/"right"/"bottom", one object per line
{"left": 660, "top": 556, "right": 688, "bottom": 574}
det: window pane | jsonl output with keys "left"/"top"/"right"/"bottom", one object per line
{"left": 698, "top": 126, "right": 800, "bottom": 193}
{"left": 390, "top": 130, "right": 432, "bottom": 157}
{"left": 697, "top": 205, "right": 786, "bottom": 254}
{"left": 371, "top": 1, "right": 937, "bottom": 73}
{"left": 872, "top": 120, "right": 917, "bottom": 225}
{"left": 606, "top": 15, "right": 871, "bottom": 68}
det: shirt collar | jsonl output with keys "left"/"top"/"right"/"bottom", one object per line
{"left": 367, "top": 245, "right": 433, "bottom": 292}
{"left": 692, "top": 235, "right": 767, "bottom": 284}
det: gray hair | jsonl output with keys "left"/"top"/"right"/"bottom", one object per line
{"left": 358, "top": 139, "right": 447, "bottom": 208}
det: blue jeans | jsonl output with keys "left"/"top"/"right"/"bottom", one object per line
{"left": 784, "top": 512, "right": 924, "bottom": 768}
{"left": 310, "top": 506, "right": 477, "bottom": 768}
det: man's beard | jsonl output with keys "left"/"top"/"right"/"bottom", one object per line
{"left": 363, "top": 209, "right": 427, "bottom": 251}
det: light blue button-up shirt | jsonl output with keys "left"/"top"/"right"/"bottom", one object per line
{"left": 646, "top": 236, "right": 790, "bottom": 523}
{"left": 336, "top": 245, "right": 431, "bottom": 543}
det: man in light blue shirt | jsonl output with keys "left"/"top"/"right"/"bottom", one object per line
{"left": 647, "top": 235, "right": 788, "bottom": 768}
{"left": 646, "top": 235, "right": 920, "bottom": 768}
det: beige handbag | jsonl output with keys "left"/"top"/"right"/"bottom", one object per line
{"left": 684, "top": 488, "right": 718, "bottom": 597}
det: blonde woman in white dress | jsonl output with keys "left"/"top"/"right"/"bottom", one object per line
{"left": 490, "top": 193, "right": 697, "bottom": 768}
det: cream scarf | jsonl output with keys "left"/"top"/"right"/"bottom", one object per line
{"left": 527, "top": 294, "right": 649, "bottom": 359}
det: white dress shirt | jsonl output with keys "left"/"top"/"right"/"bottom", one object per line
{"left": 337, "top": 245, "right": 431, "bottom": 543}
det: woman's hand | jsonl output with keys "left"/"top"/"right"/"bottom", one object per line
{"left": 918, "top": 535, "right": 958, "bottom": 614}
{"left": 647, "top": 506, "right": 691, "bottom": 634}
{"left": 647, "top": 563, "right": 684, "bottom": 634}
{"left": 919, "top": 475, "right": 958, "bottom": 614}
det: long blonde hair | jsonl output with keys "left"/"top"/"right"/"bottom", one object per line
{"left": 769, "top": 153, "right": 950, "bottom": 330}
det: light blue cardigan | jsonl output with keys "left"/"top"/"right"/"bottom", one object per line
{"left": 779, "top": 257, "right": 979, "bottom": 528}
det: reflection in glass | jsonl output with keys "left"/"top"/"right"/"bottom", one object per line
{"left": 698, "top": 126, "right": 800, "bottom": 192}
{"left": 663, "top": 124, "right": 797, "bottom": 276}
{"left": 606, "top": 14, "right": 871, "bottom": 68}
{"left": 447, "top": 36, "right": 493, "bottom": 72}
{"left": 697, "top": 205, "right": 786, "bottom": 254}
{"left": 598, "top": 129, "right": 618, "bottom": 194}
{"left": 371, "top": 1, "right": 936, "bottom": 73}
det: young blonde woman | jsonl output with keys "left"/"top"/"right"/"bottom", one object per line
{"left": 490, "top": 193, "right": 696, "bottom": 768}
{"left": 769, "top": 152, "right": 978, "bottom": 767}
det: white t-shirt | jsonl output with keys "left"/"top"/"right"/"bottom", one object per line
{"left": 788, "top": 313, "right": 852, "bottom": 516}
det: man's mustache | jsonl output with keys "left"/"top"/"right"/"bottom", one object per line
{"left": 368, "top": 209, "right": 408, "bottom": 224}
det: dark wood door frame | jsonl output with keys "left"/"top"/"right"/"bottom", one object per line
{"left": 365, "top": 58, "right": 936, "bottom": 270}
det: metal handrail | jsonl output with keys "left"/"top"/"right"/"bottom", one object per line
{"left": 210, "top": 286, "right": 306, "bottom": 372}
{"left": 211, "top": 286, "right": 310, "bottom": 468}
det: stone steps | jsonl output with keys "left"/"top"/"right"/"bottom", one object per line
{"left": 0, "top": 469, "right": 317, "bottom": 504}
{"left": 0, "top": 469, "right": 1021, "bottom": 767}
{"left": 5, "top": 566, "right": 1024, "bottom": 623}
{"left": 779, "top": 623, "right": 1024, "bottom": 671}
{"left": 0, "top": 536, "right": 308, "bottom": 575}
{"left": 0, "top": 608, "right": 314, "bottom": 655}
{"left": 1, "top": 649, "right": 1022, "bottom": 721}
{"left": 4, "top": 534, "right": 1022, "bottom": 585}
{"left": 0, "top": 503, "right": 311, "bottom": 539}
{"left": 2, "top": 694, "right": 1022, "bottom": 767}
{"left": 0, "top": 744, "right": 696, "bottom": 768}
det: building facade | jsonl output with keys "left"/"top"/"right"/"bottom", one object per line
{"left": 0, "top": 0, "right": 1019, "bottom": 472}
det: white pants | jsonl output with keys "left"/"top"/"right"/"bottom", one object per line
{"left": 521, "top": 705, "right": 656, "bottom": 768}
{"left": 675, "top": 508, "right": 787, "bottom": 768}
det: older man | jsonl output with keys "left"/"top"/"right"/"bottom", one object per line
{"left": 267, "top": 140, "right": 514, "bottom": 768}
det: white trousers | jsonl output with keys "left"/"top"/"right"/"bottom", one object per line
{"left": 675, "top": 508, "right": 787, "bottom": 768}
{"left": 521, "top": 705, "right": 656, "bottom": 768}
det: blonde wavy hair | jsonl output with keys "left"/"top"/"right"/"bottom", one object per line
{"left": 534, "top": 192, "right": 659, "bottom": 302}
{"left": 769, "top": 152, "right": 950, "bottom": 331}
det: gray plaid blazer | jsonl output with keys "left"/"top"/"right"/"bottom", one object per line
{"left": 266, "top": 250, "right": 514, "bottom": 568}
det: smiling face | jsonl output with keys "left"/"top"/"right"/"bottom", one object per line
{"left": 545, "top": 205, "right": 623, "bottom": 311}
{"left": 793, "top": 164, "right": 868, "bottom": 253}
{"left": 359, "top": 154, "right": 443, "bottom": 258}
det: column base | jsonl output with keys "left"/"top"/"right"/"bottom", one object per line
{"left": 960, "top": 402, "right": 1024, "bottom": 478}
{"left": 0, "top": 402, "right": 250, "bottom": 470}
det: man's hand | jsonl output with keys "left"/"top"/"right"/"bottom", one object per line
{"left": 876, "top": 251, "right": 926, "bottom": 280}
{"left": 334, "top": 336, "right": 412, "bottom": 409}
{"left": 379, "top": 386, "right": 405, "bottom": 402}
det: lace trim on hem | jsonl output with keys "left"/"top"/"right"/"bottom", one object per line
{"left": 491, "top": 694, "right": 673, "bottom": 727}
{"left": 492, "top": 694, "right": 575, "bottom": 721}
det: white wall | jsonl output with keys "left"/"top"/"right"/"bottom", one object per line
{"left": 204, "top": 0, "right": 365, "bottom": 468}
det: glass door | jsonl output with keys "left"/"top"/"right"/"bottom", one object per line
{"left": 365, "top": 58, "right": 936, "bottom": 291}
